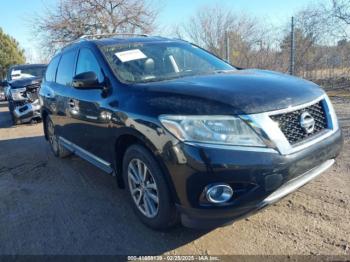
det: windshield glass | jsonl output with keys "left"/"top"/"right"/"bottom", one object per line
{"left": 9, "top": 66, "right": 47, "bottom": 81}
{"left": 100, "top": 42, "right": 235, "bottom": 83}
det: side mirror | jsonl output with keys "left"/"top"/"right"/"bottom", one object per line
{"left": 72, "top": 71, "right": 102, "bottom": 89}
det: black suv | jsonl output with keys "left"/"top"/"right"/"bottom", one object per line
{"left": 40, "top": 35, "right": 343, "bottom": 229}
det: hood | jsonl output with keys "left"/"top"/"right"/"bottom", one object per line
{"left": 135, "top": 69, "right": 324, "bottom": 115}
{"left": 9, "top": 76, "right": 42, "bottom": 89}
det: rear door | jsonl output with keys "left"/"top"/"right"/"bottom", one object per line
{"left": 52, "top": 49, "right": 77, "bottom": 140}
{"left": 40, "top": 54, "right": 60, "bottom": 123}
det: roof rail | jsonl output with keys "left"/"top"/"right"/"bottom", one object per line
{"left": 53, "top": 37, "right": 87, "bottom": 55}
{"left": 79, "top": 33, "right": 148, "bottom": 40}
{"left": 55, "top": 33, "right": 149, "bottom": 55}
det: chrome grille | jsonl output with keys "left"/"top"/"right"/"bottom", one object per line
{"left": 270, "top": 100, "right": 328, "bottom": 145}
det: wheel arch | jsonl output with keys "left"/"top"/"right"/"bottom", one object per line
{"left": 113, "top": 129, "right": 179, "bottom": 203}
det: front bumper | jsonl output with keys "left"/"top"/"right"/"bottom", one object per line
{"left": 12, "top": 100, "right": 41, "bottom": 123}
{"left": 163, "top": 129, "right": 343, "bottom": 228}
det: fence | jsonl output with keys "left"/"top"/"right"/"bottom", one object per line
{"left": 219, "top": 16, "right": 350, "bottom": 91}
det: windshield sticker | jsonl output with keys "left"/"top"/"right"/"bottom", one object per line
{"left": 115, "top": 49, "right": 147, "bottom": 62}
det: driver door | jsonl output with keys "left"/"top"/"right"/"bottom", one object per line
{"left": 67, "top": 47, "right": 113, "bottom": 164}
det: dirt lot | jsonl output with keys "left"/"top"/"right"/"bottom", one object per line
{"left": 0, "top": 94, "right": 349, "bottom": 255}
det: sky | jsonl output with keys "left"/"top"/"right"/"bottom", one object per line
{"left": 0, "top": 0, "right": 322, "bottom": 62}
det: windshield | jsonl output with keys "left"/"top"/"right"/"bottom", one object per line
{"left": 100, "top": 42, "right": 235, "bottom": 83}
{"left": 9, "top": 66, "right": 47, "bottom": 81}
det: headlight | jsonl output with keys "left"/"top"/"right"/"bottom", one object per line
{"left": 10, "top": 88, "right": 26, "bottom": 100}
{"left": 159, "top": 115, "right": 266, "bottom": 147}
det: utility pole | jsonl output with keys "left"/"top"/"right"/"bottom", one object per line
{"left": 226, "top": 31, "right": 230, "bottom": 63}
{"left": 290, "top": 16, "right": 295, "bottom": 75}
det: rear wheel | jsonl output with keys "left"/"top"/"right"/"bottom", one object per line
{"left": 123, "top": 144, "right": 178, "bottom": 230}
{"left": 46, "top": 116, "right": 71, "bottom": 158}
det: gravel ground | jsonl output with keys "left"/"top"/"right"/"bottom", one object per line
{"left": 0, "top": 95, "right": 349, "bottom": 255}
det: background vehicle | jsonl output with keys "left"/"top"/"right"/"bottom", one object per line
{"left": 5, "top": 64, "right": 47, "bottom": 124}
{"left": 0, "top": 80, "right": 9, "bottom": 101}
{"left": 40, "top": 35, "right": 342, "bottom": 230}
{"left": 0, "top": 81, "right": 5, "bottom": 101}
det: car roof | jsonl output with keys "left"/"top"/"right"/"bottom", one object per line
{"left": 92, "top": 36, "right": 180, "bottom": 46}
{"left": 10, "top": 64, "right": 47, "bottom": 70}
{"left": 60, "top": 36, "right": 187, "bottom": 53}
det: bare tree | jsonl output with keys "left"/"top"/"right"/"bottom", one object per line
{"left": 332, "top": 0, "right": 350, "bottom": 24}
{"left": 177, "top": 5, "right": 281, "bottom": 69}
{"left": 282, "top": 2, "right": 350, "bottom": 81}
{"left": 31, "top": 0, "right": 158, "bottom": 56}
{"left": 175, "top": 1, "right": 350, "bottom": 88}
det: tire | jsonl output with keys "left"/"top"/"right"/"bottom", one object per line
{"left": 8, "top": 101, "right": 14, "bottom": 113}
{"left": 11, "top": 113, "right": 19, "bottom": 125}
{"left": 8, "top": 102, "right": 19, "bottom": 125}
{"left": 45, "top": 116, "right": 71, "bottom": 158}
{"left": 123, "top": 144, "right": 178, "bottom": 230}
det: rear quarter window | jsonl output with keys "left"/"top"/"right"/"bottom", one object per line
{"left": 56, "top": 50, "right": 77, "bottom": 86}
{"left": 45, "top": 56, "right": 60, "bottom": 82}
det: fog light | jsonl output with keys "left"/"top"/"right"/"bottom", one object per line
{"left": 206, "top": 184, "right": 233, "bottom": 203}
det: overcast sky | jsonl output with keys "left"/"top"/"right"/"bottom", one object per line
{"left": 0, "top": 0, "right": 323, "bottom": 62}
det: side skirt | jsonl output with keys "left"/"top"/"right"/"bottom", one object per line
{"left": 58, "top": 136, "right": 115, "bottom": 176}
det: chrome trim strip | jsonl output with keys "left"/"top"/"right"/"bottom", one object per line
{"left": 59, "top": 136, "right": 113, "bottom": 174}
{"left": 185, "top": 142, "right": 278, "bottom": 153}
{"left": 241, "top": 94, "right": 339, "bottom": 155}
{"left": 323, "top": 94, "right": 339, "bottom": 131}
{"left": 261, "top": 159, "right": 334, "bottom": 205}
{"left": 267, "top": 95, "right": 325, "bottom": 116}
{"left": 86, "top": 115, "right": 98, "bottom": 120}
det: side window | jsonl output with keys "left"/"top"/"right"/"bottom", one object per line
{"left": 76, "top": 48, "right": 103, "bottom": 82}
{"left": 56, "top": 50, "right": 76, "bottom": 86}
{"left": 45, "top": 55, "right": 60, "bottom": 82}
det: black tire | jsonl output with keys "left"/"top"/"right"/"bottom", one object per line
{"left": 8, "top": 102, "right": 19, "bottom": 125}
{"left": 123, "top": 144, "right": 178, "bottom": 230}
{"left": 11, "top": 113, "right": 19, "bottom": 125}
{"left": 8, "top": 100, "right": 14, "bottom": 111}
{"left": 45, "top": 116, "right": 71, "bottom": 158}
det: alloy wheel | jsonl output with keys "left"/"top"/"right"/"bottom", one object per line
{"left": 127, "top": 158, "right": 159, "bottom": 218}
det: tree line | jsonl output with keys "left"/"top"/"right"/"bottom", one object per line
{"left": 174, "top": 1, "right": 350, "bottom": 84}
{"left": 0, "top": 28, "right": 25, "bottom": 78}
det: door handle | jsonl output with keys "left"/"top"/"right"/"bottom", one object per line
{"left": 68, "top": 99, "right": 79, "bottom": 115}
{"left": 68, "top": 99, "right": 76, "bottom": 108}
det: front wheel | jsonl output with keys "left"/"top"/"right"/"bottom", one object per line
{"left": 8, "top": 102, "right": 19, "bottom": 125}
{"left": 123, "top": 144, "right": 178, "bottom": 230}
{"left": 11, "top": 113, "right": 19, "bottom": 125}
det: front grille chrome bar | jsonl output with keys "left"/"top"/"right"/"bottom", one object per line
{"left": 240, "top": 94, "right": 339, "bottom": 155}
